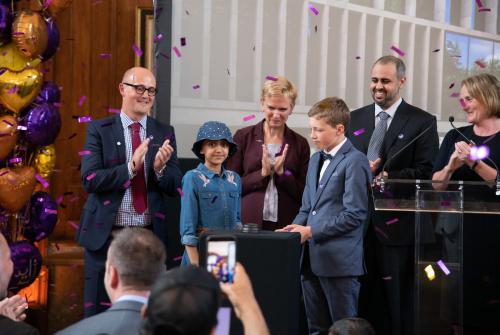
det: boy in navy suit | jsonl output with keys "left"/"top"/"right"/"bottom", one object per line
{"left": 279, "top": 97, "right": 371, "bottom": 334}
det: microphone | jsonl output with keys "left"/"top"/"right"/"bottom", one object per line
{"left": 379, "top": 116, "right": 437, "bottom": 184}
{"left": 449, "top": 116, "right": 500, "bottom": 196}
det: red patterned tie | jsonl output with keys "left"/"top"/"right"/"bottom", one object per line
{"left": 130, "top": 123, "right": 147, "bottom": 214}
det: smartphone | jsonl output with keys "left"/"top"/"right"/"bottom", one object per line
{"left": 205, "top": 235, "right": 236, "bottom": 283}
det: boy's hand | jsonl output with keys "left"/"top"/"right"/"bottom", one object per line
{"left": 276, "top": 224, "right": 311, "bottom": 243}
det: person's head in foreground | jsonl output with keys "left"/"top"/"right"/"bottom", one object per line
{"left": 460, "top": 73, "right": 500, "bottom": 125}
{"left": 370, "top": 55, "right": 406, "bottom": 110}
{"left": 329, "top": 317, "right": 375, "bottom": 335}
{"left": 260, "top": 76, "right": 297, "bottom": 131}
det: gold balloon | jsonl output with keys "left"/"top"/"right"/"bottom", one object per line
{"left": 0, "top": 114, "right": 18, "bottom": 160}
{"left": 0, "top": 166, "right": 36, "bottom": 213}
{"left": 47, "top": 0, "right": 73, "bottom": 18}
{"left": 0, "top": 68, "right": 43, "bottom": 114}
{"left": 0, "top": 43, "right": 40, "bottom": 72}
{"left": 12, "top": 10, "right": 48, "bottom": 59}
{"left": 34, "top": 145, "right": 56, "bottom": 180}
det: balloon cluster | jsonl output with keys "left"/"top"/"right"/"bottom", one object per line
{"left": 0, "top": 0, "right": 72, "bottom": 293}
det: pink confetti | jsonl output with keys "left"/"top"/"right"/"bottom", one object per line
{"left": 100, "top": 302, "right": 112, "bottom": 307}
{"left": 78, "top": 116, "right": 92, "bottom": 123}
{"left": 78, "top": 95, "right": 87, "bottom": 107}
{"left": 448, "top": 83, "right": 455, "bottom": 89}
{"left": 9, "top": 157, "right": 22, "bottom": 164}
{"left": 0, "top": 171, "right": 9, "bottom": 177}
{"left": 0, "top": 68, "right": 6, "bottom": 76}
{"left": 386, "top": 217, "right": 399, "bottom": 225}
{"left": 35, "top": 173, "right": 49, "bottom": 188}
{"left": 84, "top": 302, "right": 94, "bottom": 308}
{"left": 450, "top": 92, "right": 460, "bottom": 98}
{"left": 308, "top": 3, "right": 319, "bottom": 15}
{"left": 68, "top": 221, "right": 79, "bottom": 230}
{"left": 107, "top": 107, "right": 120, "bottom": 114}
{"left": 103, "top": 200, "right": 111, "bottom": 206}
{"left": 56, "top": 195, "right": 64, "bottom": 204}
{"left": 478, "top": 7, "right": 491, "bottom": 12}
{"left": 44, "top": 208, "right": 58, "bottom": 215}
{"left": 123, "top": 180, "right": 131, "bottom": 189}
{"left": 475, "top": 60, "right": 486, "bottom": 68}
{"left": 440, "top": 200, "right": 451, "bottom": 207}
{"left": 459, "top": 99, "right": 466, "bottom": 108}
{"left": 79, "top": 150, "right": 92, "bottom": 156}
{"left": 99, "top": 53, "right": 112, "bottom": 58}
{"left": 132, "top": 44, "right": 143, "bottom": 57}
{"left": 353, "top": 128, "right": 365, "bottom": 136}
{"left": 155, "top": 212, "right": 166, "bottom": 220}
{"left": 436, "top": 260, "right": 450, "bottom": 275}
{"left": 390, "top": 45, "right": 405, "bottom": 57}
{"left": 172, "top": 46, "right": 182, "bottom": 58}
{"left": 265, "top": 75, "right": 278, "bottom": 81}
{"left": 176, "top": 187, "right": 184, "bottom": 197}
{"left": 173, "top": 255, "right": 183, "bottom": 261}
{"left": 86, "top": 172, "right": 97, "bottom": 181}
{"left": 192, "top": 84, "right": 200, "bottom": 89}
{"left": 17, "top": 125, "right": 27, "bottom": 131}
{"left": 284, "top": 170, "right": 293, "bottom": 177}
{"left": 2, "top": 120, "right": 13, "bottom": 127}
{"left": 475, "top": 0, "right": 483, "bottom": 7}
{"left": 154, "top": 34, "right": 163, "bottom": 43}
{"left": 243, "top": 114, "right": 256, "bottom": 122}
{"left": 7, "top": 86, "right": 18, "bottom": 94}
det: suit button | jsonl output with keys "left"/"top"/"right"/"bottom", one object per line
{"left": 312, "top": 211, "right": 316, "bottom": 216}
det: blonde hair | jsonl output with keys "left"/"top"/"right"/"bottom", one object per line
{"left": 308, "top": 97, "right": 350, "bottom": 129}
{"left": 261, "top": 76, "right": 297, "bottom": 108}
{"left": 461, "top": 74, "right": 500, "bottom": 118}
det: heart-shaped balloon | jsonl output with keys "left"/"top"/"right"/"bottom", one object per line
{"left": 0, "top": 67, "right": 43, "bottom": 114}
{"left": 46, "top": 0, "right": 73, "bottom": 18}
{"left": 12, "top": 10, "right": 48, "bottom": 59}
{"left": 0, "top": 114, "right": 18, "bottom": 160}
{"left": 0, "top": 166, "right": 36, "bottom": 213}
{"left": 0, "top": 43, "right": 38, "bottom": 72}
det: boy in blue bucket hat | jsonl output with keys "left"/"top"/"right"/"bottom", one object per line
{"left": 180, "top": 121, "right": 241, "bottom": 265}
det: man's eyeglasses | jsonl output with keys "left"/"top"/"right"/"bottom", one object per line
{"left": 122, "top": 82, "right": 158, "bottom": 96}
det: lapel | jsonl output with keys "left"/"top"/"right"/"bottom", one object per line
{"left": 359, "top": 105, "right": 375, "bottom": 153}
{"left": 146, "top": 116, "right": 155, "bottom": 170}
{"left": 311, "top": 140, "right": 350, "bottom": 209}
{"left": 111, "top": 115, "right": 126, "bottom": 165}
{"left": 382, "top": 100, "right": 410, "bottom": 156}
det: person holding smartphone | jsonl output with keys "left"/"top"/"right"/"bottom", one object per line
{"left": 180, "top": 121, "right": 242, "bottom": 266}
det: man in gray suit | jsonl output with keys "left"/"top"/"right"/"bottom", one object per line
{"left": 56, "top": 228, "right": 166, "bottom": 335}
{"left": 279, "top": 97, "right": 371, "bottom": 335}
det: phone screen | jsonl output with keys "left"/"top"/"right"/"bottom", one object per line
{"left": 206, "top": 240, "right": 236, "bottom": 283}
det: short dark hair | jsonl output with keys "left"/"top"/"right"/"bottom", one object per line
{"left": 108, "top": 228, "right": 166, "bottom": 290}
{"left": 308, "top": 97, "right": 350, "bottom": 130}
{"left": 329, "top": 317, "right": 375, "bottom": 335}
{"left": 140, "top": 266, "right": 221, "bottom": 335}
{"left": 374, "top": 55, "right": 406, "bottom": 79}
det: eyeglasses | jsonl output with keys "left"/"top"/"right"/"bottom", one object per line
{"left": 122, "top": 82, "right": 158, "bottom": 96}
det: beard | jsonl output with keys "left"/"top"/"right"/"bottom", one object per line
{"left": 371, "top": 89, "right": 398, "bottom": 109}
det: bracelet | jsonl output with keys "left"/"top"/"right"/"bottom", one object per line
{"left": 470, "top": 160, "right": 480, "bottom": 170}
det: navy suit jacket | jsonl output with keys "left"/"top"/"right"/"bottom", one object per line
{"left": 78, "top": 115, "right": 182, "bottom": 251}
{"left": 347, "top": 101, "right": 439, "bottom": 245}
{"left": 293, "top": 139, "right": 371, "bottom": 277}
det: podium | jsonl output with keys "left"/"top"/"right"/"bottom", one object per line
{"left": 372, "top": 179, "right": 500, "bottom": 335}
{"left": 199, "top": 230, "right": 302, "bottom": 335}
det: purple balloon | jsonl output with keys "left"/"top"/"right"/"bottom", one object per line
{"left": 24, "top": 192, "right": 58, "bottom": 242}
{"left": 7, "top": 240, "right": 42, "bottom": 293}
{"left": 0, "top": 4, "right": 11, "bottom": 46}
{"left": 36, "top": 81, "right": 61, "bottom": 104}
{"left": 41, "top": 18, "right": 59, "bottom": 61}
{"left": 22, "top": 102, "right": 61, "bottom": 146}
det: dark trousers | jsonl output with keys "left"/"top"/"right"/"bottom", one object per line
{"left": 83, "top": 239, "right": 111, "bottom": 317}
{"left": 301, "top": 249, "right": 360, "bottom": 335}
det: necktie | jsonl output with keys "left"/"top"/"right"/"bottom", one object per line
{"left": 130, "top": 123, "right": 147, "bottom": 214}
{"left": 367, "top": 111, "right": 389, "bottom": 161}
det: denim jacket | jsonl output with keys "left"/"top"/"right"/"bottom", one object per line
{"left": 180, "top": 163, "right": 241, "bottom": 247}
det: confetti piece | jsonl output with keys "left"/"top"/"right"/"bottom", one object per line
{"left": 78, "top": 95, "right": 86, "bottom": 107}
{"left": 424, "top": 264, "right": 436, "bottom": 280}
{"left": 2, "top": 120, "right": 13, "bottom": 127}
{"left": 284, "top": 169, "right": 293, "bottom": 177}
{"left": 382, "top": 276, "right": 392, "bottom": 280}
{"left": 448, "top": 83, "right": 455, "bottom": 89}
{"left": 265, "top": 75, "right": 278, "bottom": 81}
{"left": 308, "top": 3, "right": 319, "bottom": 15}
{"left": 355, "top": 56, "right": 361, "bottom": 59}
{"left": 176, "top": 187, "right": 184, "bottom": 197}
{"left": 475, "top": 0, "right": 483, "bottom": 7}
{"left": 211, "top": 196, "right": 218, "bottom": 204}
{"left": 17, "top": 125, "right": 27, "bottom": 131}
{"left": 99, "top": 53, "right": 112, "bottom": 58}
{"left": 107, "top": 107, "right": 120, "bottom": 114}
{"left": 436, "top": 260, "right": 450, "bottom": 275}
{"left": 0, "top": 171, "right": 9, "bottom": 177}
{"left": 9, "top": 157, "right": 22, "bottom": 164}
{"left": 478, "top": 7, "right": 491, "bottom": 12}
{"left": 0, "top": 68, "right": 7, "bottom": 76}
{"left": 353, "top": 128, "right": 365, "bottom": 136}
{"left": 459, "top": 98, "right": 466, "bottom": 108}
{"left": 440, "top": 200, "right": 450, "bottom": 207}
{"left": 100, "top": 302, "right": 112, "bottom": 307}
{"left": 475, "top": 60, "right": 486, "bottom": 68}
{"left": 67, "top": 133, "right": 77, "bottom": 140}
{"left": 7, "top": 86, "right": 18, "bottom": 94}
{"left": 180, "top": 37, "right": 186, "bottom": 46}
{"left": 68, "top": 221, "right": 79, "bottom": 230}
{"left": 432, "top": 48, "right": 440, "bottom": 52}
{"left": 123, "top": 180, "right": 131, "bottom": 189}
{"left": 386, "top": 218, "right": 399, "bottom": 225}
{"left": 390, "top": 45, "right": 405, "bottom": 57}
{"left": 192, "top": 84, "right": 200, "bottom": 89}
{"left": 450, "top": 92, "right": 460, "bottom": 98}
{"left": 159, "top": 52, "right": 170, "bottom": 60}
{"left": 154, "top": 34, "right": 163, "bottom": 43}
{"left": 53, "top": 102, "right": 62, "bottom": 108}
{"left": 78, "top": 116, "right": 92, "bottom": 123}
{"left": 84, "top": 302, "right": 94, "bottom": 308}
{"left": 56, "top": 195, "right": 64, "bottom": 204}
{"left": 55, "top": 243, "right": 60, "bottom": 250}
{"left": 155, "top": 212, "right": 166, "bottom": 220}
{"left": 374, "top": 226, "right": 388, "bottom": 239}
{"left": 172, "top": 46, "right": 182, "bottom": 58}
{"left": 79, "top": 150, "right": 92, "bottom": 156}
{"left": 132, "top": 44, "right": 143, "bottom": 57}
{"left": 173, "top": 255, "right": 183, "bottom": 261}
{"left": 243, "top": 114, "right": 256, "bottom": 122}
{"left": 35, "top": 174, "right": 49, "bottom": 188}
{"left": 85, "top": 172, "right": 96, "bottom": 181}
{"left": 12, "top": 32, "right": 24, "bottom": 36}
{"left": 44, "top": 208, "right": 57, "bottom": 214}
